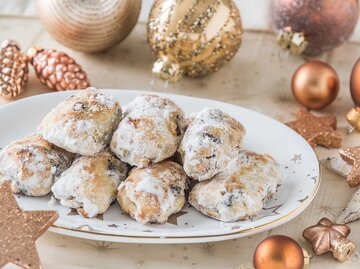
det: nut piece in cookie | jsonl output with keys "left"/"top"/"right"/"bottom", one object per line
{"left": 111, "top": 94, "right": 185, "bottom": 167}
{"left": 0, "top": 133, "right": 74, "bottom": 196}
{"left": 38, "top": 88, "right": 122, "bottom": 155}
{"left": 189, "top": 151, "right": 281, "bottom": 222}
{"left": 178, "top": 108, "right": 246, "bottom": 181}
{"left": 52, "top": 151, "right": 128, "bottom": 218}
{"left": 117, "top": 161, "right": 187, "bottom": 224}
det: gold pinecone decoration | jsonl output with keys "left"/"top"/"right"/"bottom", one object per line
{"left": 0, "top": 40, "right": 29, "bottom": 99}
{"left": 26, "top": 46, "right": 90, "bottom": 91}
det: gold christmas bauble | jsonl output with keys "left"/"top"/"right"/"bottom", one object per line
{"left": 147, "top": 0, "right": 243, "bottom": 82}
{"left": 253, "top": 235, "right": 304, "bottom": 269}
{"left": 36, "top": 0, "right": 141, "bottom": 53}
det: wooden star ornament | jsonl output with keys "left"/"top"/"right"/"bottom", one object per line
{"left": 286, "top": 109, "right": 342, "bottom": 148}
{"left": 0, "top": 183, "right": 58, "bottom": 269}
{"left": 340, "top": 146, "right": 360, "bottom": 187}
{"left": 303, "top": 217, "right": 355, "bottom": 262}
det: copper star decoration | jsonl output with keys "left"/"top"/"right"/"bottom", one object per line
{"left": 0, "top": 183, "right": 58, "bottom": 269}
{"left": 286, "top": 108, "right": 342, "bottom": 148}
{"left": 339, "top": 147, "right": 360, "bottom": 187}
{"left": 303, "top": 217, "right": 355, "bottom": 262}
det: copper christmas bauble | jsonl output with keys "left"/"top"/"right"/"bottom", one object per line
{"left": 350, "top": 58, "right": 360, "bottom": 107}
{"left": 253, "top": 235, "right": 304, "bottom": 269}
{"left": 291, "top": 61, "right": 339, "bottom": 110}
{"left": 147, "top": 0, "right": 243, "bottom": 82}
{"left": 36, "top": 0, "right": 141, "bottom": 53}
{"left": 270, "top": 0, "right": 359, "bottom": 55}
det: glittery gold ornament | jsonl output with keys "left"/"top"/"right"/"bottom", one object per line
{"left": 27, "top": 46, "right": 90, "bottom": 91}
{"left": 0, "top": 182, "right": 58, "bottom": 268}
{"left": 147, "top": 0, "right": 243, "bottom": 82}
{"left": 253, "top": 235, "right": 306, "bottom": 269}
{"left": 303, "top": 218, "right": 355, "bottom": 262}
{"left": 270, "top": 0, "right": 359, "bottom": 56}
{"left": 36, "top": 0, "right": 141, "bottom": 53}
{"left": 0, "top": 40, "right": 29, "bottom": 99}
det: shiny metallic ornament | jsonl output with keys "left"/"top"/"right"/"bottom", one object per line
{"left": 0, "top": 40, "right": 29, "bottom": 99}
{"left": 292, "top": 61, "right": 339, "bottom": 110}
{"left": 303, "top": 217, "right": 355, "bottom": 262}
{"left": 27, "top": 46, "right": 90, "bottom": 91}
{"left": 347, "top": 58, "right": 360, "bottom": 131}
{"left": 147, "top": 0, "right": 243, "bottom": 82}
{"left": 253, "top": 235, "right": 305, "bottom": 269}
{"left": 270, "top": 0, "right": 359, "bottom": 56}
{"left": 36, "top": 0, "right": 141, "bottom": 53}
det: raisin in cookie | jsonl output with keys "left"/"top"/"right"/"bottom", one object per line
{"left": 189, "top": 151, "right": 281, "bottom": 222}
{"left": 178, "top": 108, "right": 245, "bottom": 181}
{"left": 0, "top": 134, "right": 74, "bottom": 196}
{"left": 38, "top": 88, "right": 121, "bottom": 155}
{"left": 110, "top": 94, "right": 185, "bottom": 167}
{"left": 117, "top": 161, "right": 187, "bottom": 224}
{"left": 52, "top": 151, "right": 128, "bottom": 218}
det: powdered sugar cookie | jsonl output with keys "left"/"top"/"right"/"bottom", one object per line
{"left": 52, "top": 151, "right": 128, "bottom": 218}
{"left": 111, "top": 94, "right": 185, "bottom": 167}
{"left": 0, "top": 133, "right": 74, "bottom": 196}
{"left": 118, "top": 161, "right": 187, "bottom": 224}
{"left": 189, "top": 151, "right": 281, "bottom": 222}
{"left": 178, "top": 108, "right": 246, "bottom": 181}
{"left": 38, "top": 88, "right": 121, "bottom": 155}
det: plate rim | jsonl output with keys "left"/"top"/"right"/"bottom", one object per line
{"left": 0, "top": 89, "right": 321, "bottom": 243}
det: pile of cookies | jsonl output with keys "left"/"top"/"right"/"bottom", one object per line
{"left": 0, "top": 88, "right": 281, "bottom": 224}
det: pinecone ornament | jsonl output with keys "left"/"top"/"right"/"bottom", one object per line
{"left": 26, "top": 46, "right": 90, "bottom": 91}
{"left": 0, "top": 40, "right": 29, "bottom": 99}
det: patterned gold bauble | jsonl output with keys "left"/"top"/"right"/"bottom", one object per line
{"left": 36, "top": 0, "right": 141, "bottom": 53}
{"left": 147, "top": 0, "right": 243, "bottom": 82}
{"left": 27, "top": 46, "right": 90, "bottom": 91}
{"left": 0, "top": 40, "right": 29, "bottom": 100}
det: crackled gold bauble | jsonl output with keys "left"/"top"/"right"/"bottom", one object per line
{"left": 270, "top": 0, "right": 359, "bottom": 56}
{"left": 147, "top": 0, "right": 243, "bottom": 82}
{"left": 36, "top": 0, "right": 141, "bottom": 53}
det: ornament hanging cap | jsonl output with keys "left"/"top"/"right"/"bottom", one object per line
{"left": 277, "top": 27, "right": 309, "bottom": 55}
{"left": 152, "top": 55, "right": 183, "bottom": 83}
{"left": 1, "top": 39, "right": 21, "bottom": 50}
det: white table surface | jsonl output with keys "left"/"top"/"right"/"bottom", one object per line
{"left": 1, "top": 13, "right": 360, "bottom": 269}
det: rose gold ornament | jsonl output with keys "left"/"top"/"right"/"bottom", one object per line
{"left": 0, "top": 40, "right": 29, "bottom": 99}
{"left": 0, "top": 182, "right": 58, "bottom": 268}
{"left": 27, "top": 46, "right": 90, "bottom": 91}
{"left": 270, "top": 0, "right": 359, "bottom": 56}
{"left": 292, "top": 61, "right": 339, "bottom": 110}
{"left": 147, "top": 0, "right": 243, "bottom": 82}
{"left": 36, "top": 0, "right": 141, "bottom": 53}
{"left": 347, "top": 58, "right": 360, "bottom": 131}
{"left": 253, "top": 235, "right": 305, "bottom": 269}
{"left": 286, "top": 108, "right": 342, "bottom": 148}
{"left": 303, "top": 217, "right": 355, "bottom": 262}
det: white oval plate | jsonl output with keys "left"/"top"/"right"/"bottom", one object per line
{"left": 0, "top": 90, "right": 320, "bottom": 244}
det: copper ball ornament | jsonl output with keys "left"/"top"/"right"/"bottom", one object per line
{"left": 291, "top": 61, "right": 339, "bottom": 110}
{"left": 270, "top": 0, "right": 359, "bottom": 56}
{"left": 350, "top": 58, "right": 360, "bottom": 107}
{"left": 253, "top": 235, "right": 304, "bottom": 269}
{"left": 147, "top": 0, "right": 243, "bottom": 82}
